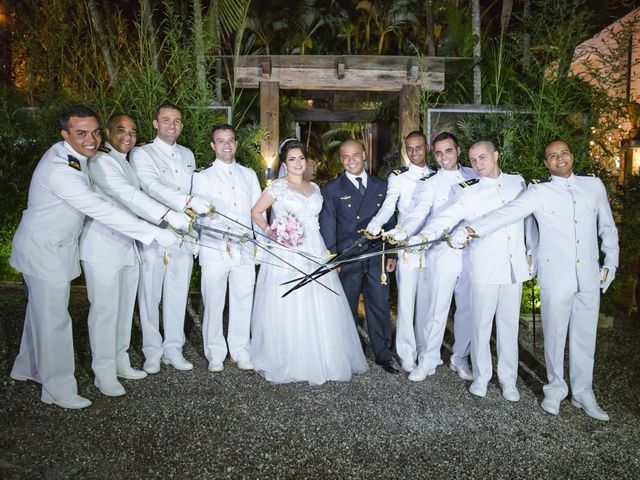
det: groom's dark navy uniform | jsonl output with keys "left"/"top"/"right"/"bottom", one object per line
{"left": 320, "top": 141, "right": 397, "bottom": 371}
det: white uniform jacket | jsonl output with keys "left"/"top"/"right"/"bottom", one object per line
{"left": 422, "top": 172, "right": 532, "bottom": 285}
{"left": 79, "top": 143, "right": 168, "bottom": 266}
{"left": 129, "top": 137, "right": 196, "bottom": 211}
{"left": 403, "top": 166, "right": 476, "bottom": 273}
{"left": 191, "top": 160, "right": 262, "bottom": 266}
{"left": 10, "top": 141, "right": 158, "bottom": 282}
{"left": 471, "top": 174, "right": 618, "bottom": 292}
{"left": 370, "top": 163, "right": 434, "bottom": 227}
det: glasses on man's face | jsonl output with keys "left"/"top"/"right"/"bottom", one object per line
{"left": 546, "top": 150, "right": 571, "bottom": 162}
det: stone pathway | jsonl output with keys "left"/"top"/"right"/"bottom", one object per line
{"left": 1, "top": 285, "right": 638, "bottom": 479}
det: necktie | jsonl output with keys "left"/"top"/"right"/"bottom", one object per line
{"left": 356, "top": 177, "right": 366, "bottom": 196}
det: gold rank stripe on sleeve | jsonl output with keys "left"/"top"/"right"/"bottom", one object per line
{"left": 67, "top": 155, "right": 81, "bottom": 171}
{"left": 458, "top": 178, "right": 479, "bottom": 188}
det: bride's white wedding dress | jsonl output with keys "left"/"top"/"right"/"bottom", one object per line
{"left": 250, "top": 178, "right": 368, "bottom": 385}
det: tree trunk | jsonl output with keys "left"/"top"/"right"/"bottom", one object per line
{"left": 425, "top": 0, "right": 436, "bottom": 56}
{"left": 472, "top": 0, "right": 481, "bottom": 104}
{"left": 86, "top": 0, "right": 117, "bottom": 85}
{"left": 500, "top": 0, "right": 513, "bottom": 35}
{"left": 141, "top": 0, "right": 160, "bottom": 74}
{"left": 208, "top": 0, "right": 223, "bottom": 101}
{"left": 193, "top": 0, "right": 207, "bottom": 93}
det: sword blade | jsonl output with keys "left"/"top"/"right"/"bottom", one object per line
{"left": 194, "top": 224, "right": 339, "bottom": 296}
{"left": 193, "top": 209, "right": 323, "bottom": 265}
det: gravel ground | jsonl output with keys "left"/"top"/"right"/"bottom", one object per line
{"left": 1, "top": 283, "right": 639, "bottom": 479}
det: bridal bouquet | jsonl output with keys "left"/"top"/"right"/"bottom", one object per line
{"left": 270, "top": 212, "right": 305, "bottom": 247}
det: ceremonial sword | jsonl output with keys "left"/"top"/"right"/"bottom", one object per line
{"left": 193, "top": 223, "right": 339, "bottom": 296}
{"left": 280, "top": 235, "right": 451, "bottom": 298}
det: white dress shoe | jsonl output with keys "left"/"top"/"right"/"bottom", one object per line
{"left": 541, "top": 397, "right": 560, "bottom": 416}
{"left": 162, "top": 353, "right": 193, "bottom": 371}
{"left": 450, "top": 362, "right": 473, "bottom": 381}
{"left": 10, "top": 371, "right": 41, "bottom": 383}
{"left": 501, "top": 385, "right": 520, "bottom": 402}
{"left": 143, "top": 359, "right": 161, "bottom": 374}
{"left": 208, "top": 361, "right": 224, "bottom": 372}
{"left": 571, "top": 395, "right": 610, "bottom": 421}
{"left": 233, "top": 358, "right": 254, "bottom": 371}
{"left": 41, "top": 391, "right": 92, "bottom": 409}
{"left": 408, "top": 364, "right": 436, "bottom": 382}
{"left": 469, "top": 381, "right": 487, "bottom": 398}
{"left": 94, "top": 379, "right": 126, "bottom": 397}
{"left": 117, "top": 366, "right": 148, "bottom": 380}
{"left": 401, "top": 361, "right": 415, "bottom": 373}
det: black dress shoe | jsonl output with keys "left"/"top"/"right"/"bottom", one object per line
{"left": 375, "top": 357, "right": 401, "bottom": 374}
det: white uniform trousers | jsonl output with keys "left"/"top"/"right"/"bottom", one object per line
{"left": 82, "top": 261, "right": 139, "bottom": 384}
{"left": 415, "top": 269, "right": 472, "bottom": 369}
{"left": 470, "top": 281, "right": 522, "bottom": 386}
{"left": 201, "top": 263, "right": 255, "bottom": 364}
{"left": 540, "top": 287, "right": 600, "bottom": 401}
{"left": 11, "top": 274, "right": 77, "bottom": 402}
{"left": 137, "top": 244, "right": 193, "bottom": 361}
{"left": 394, "top": 257, "right": 420, "bottom": 364}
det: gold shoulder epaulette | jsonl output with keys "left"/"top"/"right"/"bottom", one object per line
{"left": 531, "top": 178, "right": 551, "bottom": 184}
{"left": 459, "top": 178, "right": 479, "bottom": 188}
{"left": 98, "top": 145, "right": 111, "bottom": 154}
{"left": 136, "top": 142, "right": 147, "bottom": 147}
{"left": 67, "top": 155, "right": 81, "bottom": 171}
{"left": 420, "top": 171, "right": 437, "bottom": 181}
{"left": 577, "top": 172, "right": 597, "bottom": 177}
{"left": 505, "top": 171, "right": 521, "bottom": 176}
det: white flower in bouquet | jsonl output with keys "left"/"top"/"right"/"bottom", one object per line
{"left": 270, "top": 212, "right": 305, "bottom": 247}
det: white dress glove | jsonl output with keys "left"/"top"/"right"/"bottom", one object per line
{"left": 155, "top": 228, "right": 179, "bottom": 248}
{"left": 365, "top": 221, "right": 381, "bottom": 236}
{"left": 408, "top": 234, "right": 432, "bottom": 251}
{"left": 448, "top": 228, "right": 470, "bottom": 249}
{"left": 166, "top": 210, "right": 191, "bottom": 231}
{"left": 188, "top": 196, "right": 211, "bottom": 215}
{"left": 600, "top": 266, "right": 616, "bottom": 293}
{"left": 384, "top": 228, "right": 407, "bottom": 242}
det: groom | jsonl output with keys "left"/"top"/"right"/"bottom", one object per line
{"left": 319, "top": 139, "right": 400, "bottom": 373}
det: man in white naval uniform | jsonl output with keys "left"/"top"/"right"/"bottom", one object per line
{"left": 466, "top": 140, "right": 618, "bottom": 420}
{"left": 390, "top": 132, "right": 476, "bottom": 382}
{"left": 365, "top": 131, "right": 434, "bottom": 372}
{"left": 9, "top": 106, "right": 177, "bottom": 409}
{"left": 79, "top": 114, "right": 192, "bottom": 397}
{"left": 411, "top": 140, "right": 533, "bottom": 401}
{"left": 130, "top": 104, "right": 212, "bottom": 374}
{"left": 192, "top": 124, "right": 261, "bottom": 372}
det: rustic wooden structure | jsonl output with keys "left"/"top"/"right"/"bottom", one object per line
{"left": 233, "top": 55, "right": 445, "bottom": 173}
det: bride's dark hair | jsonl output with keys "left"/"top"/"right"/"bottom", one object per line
{"left": 279, "top": 138, "right": 306, "bottom": 164}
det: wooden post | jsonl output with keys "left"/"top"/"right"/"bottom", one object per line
{"left": 399, "top": 84, "right": 421, "bottom": 152}
{"left": 260, "top": 81, "right": 280, "bottom": 178}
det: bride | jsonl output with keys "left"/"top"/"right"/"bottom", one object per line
{"left": 250, "top": 139, "right": 368, "bottom": 385}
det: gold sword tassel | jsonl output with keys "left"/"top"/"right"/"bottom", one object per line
{"left": 380, "top": 240, "right": 387, "bottom": 285}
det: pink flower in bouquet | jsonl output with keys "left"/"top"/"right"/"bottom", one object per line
{"left": 271, "top": 212, "right": 305, "bottom": 247}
